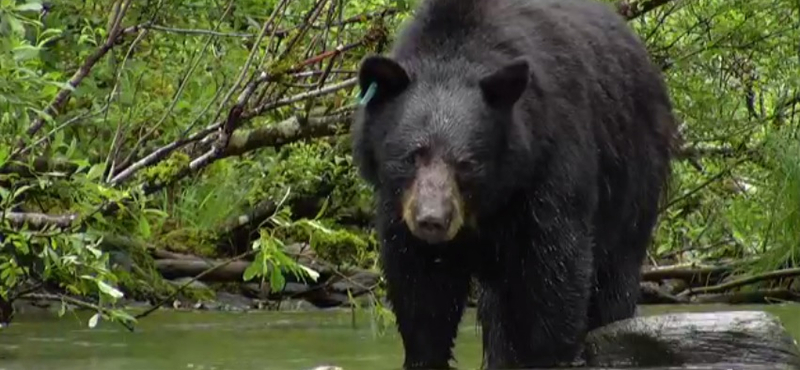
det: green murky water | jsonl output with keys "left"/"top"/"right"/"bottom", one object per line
{"left": 1, "top": 304, "right": 799, "bottom": 370}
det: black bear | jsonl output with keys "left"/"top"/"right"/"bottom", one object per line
{"left": 351, "top": 0, "right": 678, "bottom": 368}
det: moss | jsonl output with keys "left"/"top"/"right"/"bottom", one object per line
{"left": 309, "top": 226, "right": 371, "bottom": 266}
{"left": 142, "top": 151, "right": 191, "bottom": 185}
{"left": 156, "top": 227, "right": 218, "bottom": 257}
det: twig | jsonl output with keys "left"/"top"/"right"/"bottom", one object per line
{"left": 681, "top": 267, "right": 800, "bottom": 296}
{"left": 16, "top": 105, "right": 110, "bottom": 157}
{"left": 21, "top": 292, "right": 135, "bottom": 332}
{"left": 215, "top": 0, "right": 287, "bottom": 120}
{"left": 134, "top": 249, "right": 257, "bottom": 320}
{"left": 144, "top": 24, "right": 256, "bottom": 38}
{"left": 108, "top": 123, "right": 221, "bottom": 186}
{"left": 278, "top": 0, "right": 330, "bottom": 62}
{"left": 109, "top": 6, "right": 385, "bottom": 188}
{"left": 109, "top": 78, "right": 354, "bottom": 187}
{"left": 245, "top": 78, "right": 356, "bottom": 119}
{"left": 105, "top": 28, "right": 151, "bottom": 182}
{"left": 128, "top": 0, "right": 236, "bottom": 161}
{"left": 22, "top": 12, "right": 141, "bottom": 139}
{"left": 659, "top": 157, "right": 748, "bottom": 213}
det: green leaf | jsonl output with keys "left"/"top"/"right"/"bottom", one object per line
{"left": 269, "top": 267, "right": 286, "bottom": 291}
{"left": 242, "top": 261, "right": 260, "bottom": 281}
{"left": 85, "top": 244, "right": 102, "bottom": 259}
{"left": 298, "top": 264, "right": 319, "bottom": 282}
{"left": 15, "top": 2, "right": 43, "bottom": 12}
{"left": 6, "top": 16, "right": 25, "bottom": 37}
{"left": 12, "top": 184, "right": 33, "bottom": 200}
{"left": 137, "top": 216, "right": 151, "bottom": 239}
{"left": 96, "top": 280, "right": 124, "bottom": 299}
{"left": 108, "top": 310, "right": 137, "bottom": 325}
{"left": 86, "top": 163, "right": 105, "bottom": 181}
{"left": 88, "top": 312, "right": 100, "bottom": 328}
{"left": 13, "top": 44, "right": 39, "bottom": 61}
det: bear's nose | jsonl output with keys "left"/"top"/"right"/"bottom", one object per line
{"left": 415, "top": 207, "right": 451, "bottom": 235}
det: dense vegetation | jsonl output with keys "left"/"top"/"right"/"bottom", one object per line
{"left": 0, "top": 0, "right": 798, "bottom": 330}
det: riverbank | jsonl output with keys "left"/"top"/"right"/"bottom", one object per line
{"left": 12, "top": 239, "right": 800, "bottom": 322}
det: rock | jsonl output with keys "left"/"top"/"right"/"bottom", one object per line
{"left": 281, "top": 299, "right": 322, "bottom": 311}
{"left": 241, "top": 282, "right": 271, "bottom": 299}
{"left": 584, "top": 310, "right": 800, "bottom": 369}
{"left": 275, "top": 282, "right": 311, "bottom": 298}
{"left": 303, "top": 291, "right": 350, "bottom": 308}
{"left": 213, "top": 292, "right": 253, "bottom": 311}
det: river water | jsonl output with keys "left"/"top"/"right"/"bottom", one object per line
{"left": 1, "top": 304, "right": 799, "bottom": 370}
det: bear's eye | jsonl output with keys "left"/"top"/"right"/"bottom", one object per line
{"left": 455, "top": 158, "right": 479, "bottom": 172}
{"left": 403, "top": 146, "right": 428, "bottom": 166}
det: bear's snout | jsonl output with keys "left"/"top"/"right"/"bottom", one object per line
{"left": 413, "top": 193, "right": 454, "bottom": 243}
{"left": 401, "top": 159, "right": 465, "bottom": 244}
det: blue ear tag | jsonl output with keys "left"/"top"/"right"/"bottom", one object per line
{"left": 358, "top": 82, "right": 378, "bottom": 106}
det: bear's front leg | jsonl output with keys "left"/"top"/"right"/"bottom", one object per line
{"left": 477, "top": 219, "right": 594, "bottom": 369}
{"left": 381, "top": 236, "right": 472, "bottom": 369}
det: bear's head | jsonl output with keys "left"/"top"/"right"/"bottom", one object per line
{"left": 351, "top": 55, "right": 538, "bottom": 245}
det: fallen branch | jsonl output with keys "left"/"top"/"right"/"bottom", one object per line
{"left": 156, "top": 258, "right": 253, "bottom": 282}
{"left": 150, "top": 249, "right": 202, "bottom": 260}
{"left": 681, "top": 267, "right": 800, "bottom": 296}
{"left": 3, "top": 212, "right": 78, "bottom": 230}
{"left": 641, "top": 263, "right": 733, "bottom": 284}
{"left": 691, "top": 289, "right": 800, "bottom": 304}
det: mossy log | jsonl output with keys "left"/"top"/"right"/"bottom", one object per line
{"left": 304, "top": 311, "right": 800, "bottom": 370}
{"left": 583, "top": 310, "right": 800, "bottom": 369}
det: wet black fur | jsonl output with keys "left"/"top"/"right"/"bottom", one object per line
{"left": 351, "top": 0, "right": 678, "bottom": 368}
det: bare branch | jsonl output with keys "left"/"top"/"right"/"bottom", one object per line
{"left": 245, "top": 77, "right": 357, "bottom": 119}
{"left": 144, "top": 24, "right": 256, "bottom": 38}
{"left": 109, "top": 77, "right": 356, "bottom": 187}
{"left": 3, "top": 212, "right": 78, "bottom": 230}
{"left": 224, "top": 108, "right": 354, "bottom": 156}
{"left": 108, "top": 124, "right": 220, "bottom": 186}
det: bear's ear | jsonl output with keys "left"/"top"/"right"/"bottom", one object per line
{"left": 479, "top": 58, "right": 530, "bottom": 109}
{"left": 358, "top": 55, "right": 411, "bottom": 105}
